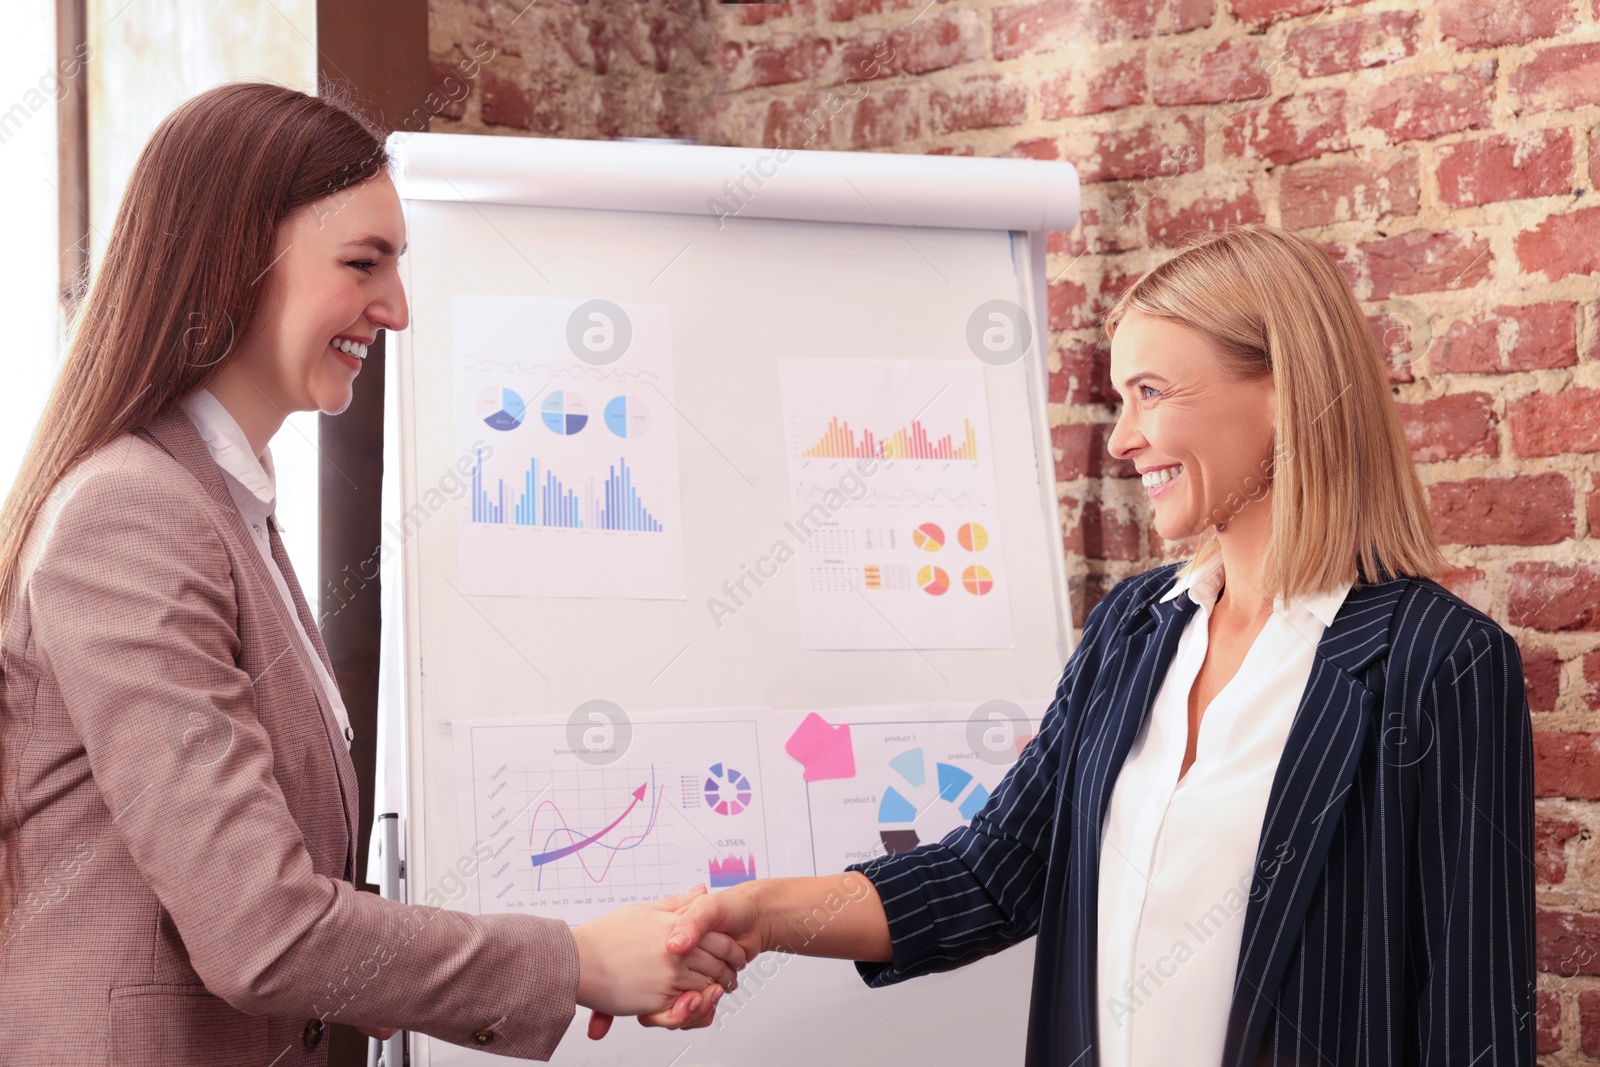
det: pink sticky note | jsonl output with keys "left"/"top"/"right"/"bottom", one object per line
{"left": 786, "top": 712, "right": 856, "bottom": 782}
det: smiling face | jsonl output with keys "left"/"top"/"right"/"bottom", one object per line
{"left": 218, "top": 172, "right": 409, "bottom": 426}
{"left": 1106, "top": 310, "right": 1278, "bottom": 543}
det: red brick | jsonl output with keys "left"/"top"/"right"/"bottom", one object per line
{"left": 1538, "top": 988, "right": 1563, "bottom": 1054}
{"left": 1365, "top": 67, "right": 1493, "bottom": 144}
{"left": 1437, "top": 129, "right": 1574, "bottom": 207}
{"left": 1145, "top": 187, "right": 1264, "bottom": 246}
{"left": 730, "top": 0, "right": 813, "bottom": 25}
{"left": 1587, "top": 649, "right": 1600, "bottom": 710}
{"left": 1536, "top": 732, "right": 1600, "bottom": 796}
{"left": 1279, "top": 150, "right": 1419, "bottom": 229}
{"left": 1583, "top": 989, "right": 1600, "bottom": 1057}
{"left": 1054, "top": 187, "right": 1142, "bottom": 257}
{"left": 849, "top": 86, "right": 920, "bottom": 148}
{"left": 1230, "top": 0, "right": 1365, "bottom": 30}
{"left": 1429, "top": 303, "right": 1578, "bottom": 374}
{"left": 823, "top": 0, "right": 919, "bottom": 20}
{"left": 1040, "top": 53, "right": 1147, "bottom": 119}
{"left": 1537, "top": 813, "right": 1582, "bottom": 883}
{"left": 1442, "top": 0, "right": 1576, "bottom": 49}
{"left": 886, "top": 11, "right": 983, "bottom": 75}
{"left": 1368, "top": 310, "right": 1419, "bottom": 384}
{"left": 1329, "top": 229, "right": 1492, "bottom": 300}
{"left": 1510, "top": 561, "right": 1600, "bottom": 631}
{"left": 1593, "top": 129, "right": 1600, "bottom": 191}
{"left": 930, "top": 77, "right": 1027, "bottom": 134}
{"left": 1051, "top": 339, "right": 1117, "bottom": 404}
{"left": 1223, "top": 89, "right": 1350, "bottom": 166}
{"left": 720, "top": 37, "right": 832, "bottom": 89}
{"left": 1516, "top": 205, "right": 1600, "bottom": 281}
{"left": 995, "top": 0, "right": 1210, "bottom": 60}
{"left": 831, "top": 39, "right": 902, "bottom": 84}
{"left": 1152, "top": 40, "right": 1269, "bottom": 106}
{"left": 1512, "top": 42, "right": 1600, "bottom": 113}
{"left": 1075, "top": 116, "right": 1205, "bottom": 183}
{"left": 1288, "top": 12, "right": 1418, "bottom": 78}
{"left": 994, "top": 0, "right": 1083, "bottom": 61}
{"left": 1429, "top": 473, "right": 1573, "bottom": 547}
{"left": 1538, "top": 906, "right": 1600, "bottom": 974}
{"left": 1067, "top": 498, "right": 1142, "bottom": 561}
{"left": 1010, "top": 137, "right": 1061, "bottom": 160}
{"left": 1435, "top": 565, "right": 1490, "bottom": 613}
{"left": 1396, "top": 393, "right": 1497, "bottom": 463}
{"left": 764, "top": 92, "right": 842, "bottom": 150}
{"left": 1508, "top": 386, "right": 1600, "bottom": 457}
{"left": 1590, "top": 472, "right": 1600, "bottom": 537}
{"left": 1523, "top": 646, "right": 1564, "bottom": 714}
{"left": 426, "top": 58, "right": 471, "bottom": 122}
{"left": 1050, "top": 266, "right": 1138, "bottom": 330}
{"left": 1052, "top": 422, "right": 1138, "bottom": 480}
{"left": 478, "top": 70, "right": 563, "bottom": 134}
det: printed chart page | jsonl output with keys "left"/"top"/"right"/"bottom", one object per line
{"left": 453, "top": 294, "right": 686, "bottom": 600}
{"left": 778, "top": 358, "right": 1014, "bottom": 650}
{"left": 452, "top": 709, "right": 797, "bottom": 925}
{"left": 446, "top": 701, "right": 1047, "bottom": 1066}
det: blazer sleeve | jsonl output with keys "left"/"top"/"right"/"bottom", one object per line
{"left": 27, "top": 468, "right": 579, "bottom": 1060}
{"left": 845, "top": 583, "right": 1119, "bottom": 986}
{"left": 1409, "top": 620, "right": 1535, "bottom": 1065}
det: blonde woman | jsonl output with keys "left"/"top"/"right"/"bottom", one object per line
{"left": 649, "top": 226, "right": 1535, "bottom": 1066}
{"left": 0, "top": 83, "right": 737, "bottom": 1064}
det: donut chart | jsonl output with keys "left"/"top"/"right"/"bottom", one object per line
{"left": 704, "top": 763, "right": 753, "bottom": 816}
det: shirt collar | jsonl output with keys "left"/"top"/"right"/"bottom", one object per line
{"left": 178, "top": 388, "right": 277, "bottom": 523}
{"left": 1160, "top": 553, "right": 1351, "bottom": 628}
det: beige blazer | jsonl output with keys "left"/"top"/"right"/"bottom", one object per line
{"left": 0, "top": 409, "right": 578, "bottom": 1065}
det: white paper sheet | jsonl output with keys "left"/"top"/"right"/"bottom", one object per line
{"left": 778, "top": 358, "right": 1015, "bottom": 649}
{"left": 452, "top": 294, "right": 686, "bottom": 600}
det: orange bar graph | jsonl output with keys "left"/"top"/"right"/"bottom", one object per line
{"left": 801, "top": 416, "right": 978, "bottom": 460}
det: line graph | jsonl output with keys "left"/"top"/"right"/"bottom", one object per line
{"left": 529, "top": 774, "right": 667, "bottom": 888}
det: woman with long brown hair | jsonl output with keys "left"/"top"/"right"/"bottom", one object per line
{"left": 0, "top": 83, "right": 735, "bottom": 1064}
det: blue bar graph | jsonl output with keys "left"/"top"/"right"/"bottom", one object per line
{"left": 471, "top": 450, "right": 663, "bottom": 533}
{"left": 596, "top": 457, "right": 664, "bottom": 532}
{"left": 471, "top": 446, "right": 504, "bottom": 523}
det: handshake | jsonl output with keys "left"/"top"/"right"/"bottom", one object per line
{"left": 572, "top": 881, "right": 763, "bottom": 1038}
{"left": 569, "top": 872, "right": 890, "bottom": 1039}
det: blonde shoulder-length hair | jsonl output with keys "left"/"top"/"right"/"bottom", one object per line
{"left": 1103, "top": 224, "right": 1446, "bottom": 599}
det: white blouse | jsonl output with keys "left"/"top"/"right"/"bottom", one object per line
{"left": 1095, "top": 553, "right": 1350, "bottom": 1066}
{"left": 179, "top": 390, "right": 353, "bottom": 748}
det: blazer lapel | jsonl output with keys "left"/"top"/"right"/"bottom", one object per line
{"left": 1223, "top": 579, "right": 1408, "bottom": 1066}
{"left": 136, "top": 409, "right": 360, "bottom": 876}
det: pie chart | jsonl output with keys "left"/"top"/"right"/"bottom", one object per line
{"left": 604, "top": 395, "right": 651, "bottom": 438}
{"left": 958, "top": 522, "right": 988, "bottom": 552}
{"left": 912, "top": 523, "right": 945, "bottom": 552}
{"left": 477, "top": 386, "right": 526, "bottom": 432}
{"left": 917, "top": 565, "right": 949, "bottom": 596}
{"left": 541, "top": 391, "right": 589, "bottom": 435}
{"left": 962, "top": 565, "right": 994, "bottom": 595}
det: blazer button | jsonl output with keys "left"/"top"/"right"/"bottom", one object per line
{"left": 302, "top": 1019, "right": 325, "bottom": 1049}
{"left": 471, "top": 1029, "right": 496, "bottom": 1046}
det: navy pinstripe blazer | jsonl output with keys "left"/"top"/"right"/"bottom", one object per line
{"left": 851, "top": 562, "right": 1534, "bottom": 1066}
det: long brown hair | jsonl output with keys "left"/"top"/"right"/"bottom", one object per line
{"left": 1105, "top": 225, "right": 1446, "bottom": 599}
{"left": 0, "top": 85, "right": 386, "bottom": 914}
{"left": 0, "top": 82, "right": 386, "bottom": 613}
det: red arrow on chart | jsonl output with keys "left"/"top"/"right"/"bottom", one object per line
{"left": 529, "top": 783, "right": 648, "bottom": 867}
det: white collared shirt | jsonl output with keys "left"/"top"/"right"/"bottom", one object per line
{"left": 1095, "top": 554, "right": 1351, "bottom": 1066}
{"left": 179, "top": 390, "right": 352, "bottom": 748}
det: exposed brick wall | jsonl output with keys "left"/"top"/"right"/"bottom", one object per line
{"left": 431, "top": 1, "right": 1600, "bottom": 1057}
